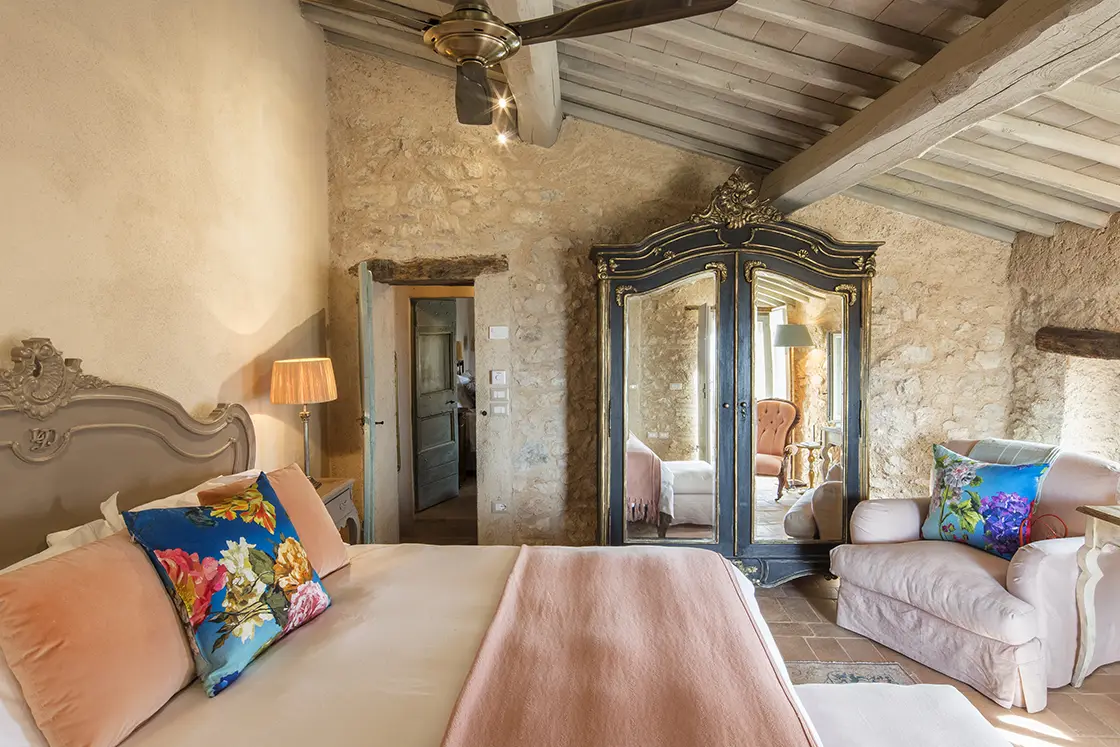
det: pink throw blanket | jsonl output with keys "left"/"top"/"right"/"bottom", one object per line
{"left": 626, "top": 436, "right": 662, "bottom": 524}
{"left": 440, "top": 546, "right": 820, "bottom": 747}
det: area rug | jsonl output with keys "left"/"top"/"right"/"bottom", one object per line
{"left": 785, "top": 661, "right": 915, "bottom": 686}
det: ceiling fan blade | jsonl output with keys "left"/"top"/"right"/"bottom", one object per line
{"left": 456, "top": 61, "right": 494, "bottom": 125}
{"left": 511, "top": 0, "right": 736, "bottom": 45}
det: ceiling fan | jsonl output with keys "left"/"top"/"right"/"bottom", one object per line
{"left": 333, "top": 0, "right": 737, "bottom": 125}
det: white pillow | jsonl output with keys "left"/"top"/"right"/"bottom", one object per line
{"left": 103, "top": 469, "right": 261, "bottom": 532}
{"left": 44, "top": 493, "right": 120, "bottom": 550}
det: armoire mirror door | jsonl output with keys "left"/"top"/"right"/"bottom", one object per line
{"left": 740, "top": 265, "right": 850, "bottom": 548}
{"left": 608, "top": 256, "right": 736, "bottom": 556}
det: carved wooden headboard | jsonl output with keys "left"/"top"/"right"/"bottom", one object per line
{"left": 0, "top": 337, "right": 255, "bottom": 567}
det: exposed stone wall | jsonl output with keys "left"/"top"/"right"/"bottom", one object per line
{"left": 629, "top": 275, "right": 716, "bottom": 462}
{"left": 1009, "top": 218, "right": 1120, "bottom": 461}
{"left": 791, "top": 198, "right": 1015, "bottom": 500}
{"left": 326, "top": 49, "right": 1018, "bottom": 544}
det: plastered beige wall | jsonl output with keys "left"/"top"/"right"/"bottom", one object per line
{"left": 0, "top": 0, "right": 329, "bottom": 472}
{"left": 1010, "top": 218, "right": 1120, "bottom": 461}
{"left": 326, "top": 49, "right": 1017, "bottom": 544}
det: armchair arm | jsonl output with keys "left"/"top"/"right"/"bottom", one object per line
{"left": 849, "top": 498, "right": 930, "bottom": 544}
{"left": 1007, "top": 537, "right": 1082, "bottom": 687}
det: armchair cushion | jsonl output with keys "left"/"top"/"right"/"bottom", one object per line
{"left": 849, "top": 499, "right": 930, "bottom": 544}
{"left": 831, "top": 541, "right": 1037, "bottom": 645}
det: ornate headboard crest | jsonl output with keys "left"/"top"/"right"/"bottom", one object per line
{"left": 0, "top": 337, "right": 256, "bottom": 567}
{"left": 691, "top": 169, "right": 784, "bottom": 228}
{"left": 0, "top": 338, "right": 111, "bottom": 420}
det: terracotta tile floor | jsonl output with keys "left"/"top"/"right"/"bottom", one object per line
{"left": 757, "top": 576, "right": 1120, "bottom": 747}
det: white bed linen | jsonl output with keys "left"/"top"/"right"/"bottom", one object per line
{"left": 107, "top": 543, "right": 816, "bottom": 747}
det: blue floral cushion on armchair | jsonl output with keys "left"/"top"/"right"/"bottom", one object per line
{"left": 123, "top": 472, "right": 331, "bottom": 696}
{"left": 920, "top": 444, "right": 1050, "bottom": 560}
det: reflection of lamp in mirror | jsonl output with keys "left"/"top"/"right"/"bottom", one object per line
{"left": 773, "top": 323, "right": 814, "bottom": 348}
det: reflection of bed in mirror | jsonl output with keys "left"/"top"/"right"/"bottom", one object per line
{"left": 625, "top": 433, "right": 714, "bottom": 539}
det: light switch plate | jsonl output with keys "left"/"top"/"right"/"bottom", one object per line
{"left": 669, "top": 383, "right": 683, "bottom": 390}
{"left": 490, "top": 370, "right": 507, "bottom": 385}
{"left": 488, "top": 326, "right": 509, "bottom": 340}
{"left": 491, "top": 388, "right": 508, "bottom": 400}
{"left": 492, "top": 404, "right": 508, "bottom": 416}
{"left": 491, "top": 500, "right": 508, "bottom": 513}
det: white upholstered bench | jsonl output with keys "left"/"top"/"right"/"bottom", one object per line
{"left": 796, "top": 684, "right": 1010, "bottom": 747}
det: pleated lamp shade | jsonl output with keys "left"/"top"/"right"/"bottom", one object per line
{"left": 270, "top": 358, "right": 338, "bottom": 405}
{"left": 772, "top": 324, "right": 815, "bottom": 348}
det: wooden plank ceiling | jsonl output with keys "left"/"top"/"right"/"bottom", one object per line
{"left": 304, "top": 0, "right": 1120, "bottom": 243}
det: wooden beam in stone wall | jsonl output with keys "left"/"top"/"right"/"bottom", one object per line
{"left": 364, "top": 256, "right": 510, "bottom": 284}
{"left": 1036, "top": 326, "right": 1120, "bottom": 359}
{"left": 759, "top": 0, "right": 1120, "bottom": 210}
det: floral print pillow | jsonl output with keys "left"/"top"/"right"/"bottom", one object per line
{"left": 124, "top": 472, "right": 331, "bottom": 696}
{"left": 920, "top": 445, "right": 1050, "bottom": 560}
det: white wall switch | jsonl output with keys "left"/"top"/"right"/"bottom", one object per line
{"left": 659, "top": 432, "right": 669, "bottom": 439}
{"left": 490, "top": 370, "right": 507, "bottom": 385}
{"left": 488, "top": 326, "right": 509, "bottom": 340}
{"left": 647, "top": 432, "right": 658, "bottom": 440}
{"left": 491, "top": 388, "right": 508, "bottom": 400}
{"left": 669, "top": 383, "right": 683, "bottom": 390}
{"left": 492, "top": 404, "right": 508, "bottom": 416}
{"left": 491, "top": 500, "right": 509, "bottom": 513}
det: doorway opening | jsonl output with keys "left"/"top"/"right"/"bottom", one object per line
{"left": 401, "top": 292, "right": 478, "bottom": 544}
{"left": 357, "top": 254, "right": 508, "bottom": 546}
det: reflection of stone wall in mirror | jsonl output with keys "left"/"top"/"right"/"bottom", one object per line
{"left": 786, "top": 291, "right": 843, "bottom": 485}
{"left": 625, "top": 274, "right": 717, "bottom": 462}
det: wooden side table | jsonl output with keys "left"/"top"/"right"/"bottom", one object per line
{"left": 316, "top": 478, "right": 361, "bottom": 545}
{"left": 1073, "top": 504, "right": 1120, "bottom": 687}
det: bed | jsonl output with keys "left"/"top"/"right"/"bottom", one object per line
{"left": 0, "top": 338, "right": 1009, "bottom": 747}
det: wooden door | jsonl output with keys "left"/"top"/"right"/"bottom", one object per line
{"left": 413, "top": 300, "right": 459, "bottom": 511}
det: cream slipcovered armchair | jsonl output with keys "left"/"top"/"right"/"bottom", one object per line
{"left": 830, "top": 439, "right": 1120, "bottom": 712}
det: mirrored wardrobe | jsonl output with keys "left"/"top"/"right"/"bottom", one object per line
{"left": 594, "top": 172, "right": 879, "bottom": 586}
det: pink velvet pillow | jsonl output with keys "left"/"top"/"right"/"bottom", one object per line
{"left": 0, "top": 533, "right": 195, "bottom": 747}
{"left": 198, "top": 464, "right": 350, "bottom": 578}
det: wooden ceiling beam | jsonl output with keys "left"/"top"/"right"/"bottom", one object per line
{"left": 1045, "top": 81, "right": 1120, "bottom": 126}
{"left": 561, "top": 102, "right": 776, "bottom": 170}
{"left": 562, "top": 37, "right": 857, "bottom": 127}
{"left": 759, "top": 0, "right": 1120, "bottom": 210}
{"left": 644, "top": 19, "right": 893, "bottom": 97}
{"left": 864, "top": 174, "right": 1056, "bottom": 235}
{"left": 557, "top": 55, "right": 827, "bottom": 147}
{"left": 904, "top": 0, "right": 999, "bottom": 17}
{"left": 900, "top": 158, "right": 1111, "bottom": 228}
{"left": 559, "top": 80, "right": 801, "bottom": 161}
{"left": 305, "top": 4, "right": 443, "bottom": 59}
{"left": 324, "top": 30, "right": 455, "bottom": 77}
{"left": 973, "top": 113, "right": 1120, "bottom": 169}
{"left": 935, "top": 138, "right": 1120, "bottom": 208}
{"left": 728, "top": 0, "right": 944, "bottom": 63}
{"left": 845, "top": 186, "right": 1019, "bottom": 243}
{"left": 491, "top": 0, "right": 562, "bottom": 147}
{"left": 302, "top": 0, "right": 439, "bottom": 33}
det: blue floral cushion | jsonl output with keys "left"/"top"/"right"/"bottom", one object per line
{"left": 123, "top": 472, "right": 331, "bottom": 696}
{"left": 920, "top": 444, "right": 1050, "bottom": 560}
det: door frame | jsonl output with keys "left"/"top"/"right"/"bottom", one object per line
{"left": 358, "top": 260, "right": 377, "bottom": 543}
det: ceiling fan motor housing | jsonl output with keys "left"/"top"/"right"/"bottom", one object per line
{"left": 423, "top": 1, "right": 522, "bottom": 67}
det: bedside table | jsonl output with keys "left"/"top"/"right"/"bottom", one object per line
{"left": 316, "top": 478, "right": 361, "bottom": 545}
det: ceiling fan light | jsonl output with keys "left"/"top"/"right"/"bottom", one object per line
{"left": 496, "top": 96, "right": 509, "bottom": 109}
{"left": 496, "top": 132, "right": 510, "bottom": 144}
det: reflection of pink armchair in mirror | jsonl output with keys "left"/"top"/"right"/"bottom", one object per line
{"left": 755, "top": 399, "right": 801, "bottom": 498}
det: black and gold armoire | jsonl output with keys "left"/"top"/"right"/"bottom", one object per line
{"left": 593, "top": 172, "right": 880, "bottom": 586}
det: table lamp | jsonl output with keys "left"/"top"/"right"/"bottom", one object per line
{"left": 773, "top": 323, "right": 815, "bottom": 348}
{"left": 270, "top": 357, "right": 337, "bottom": 487}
